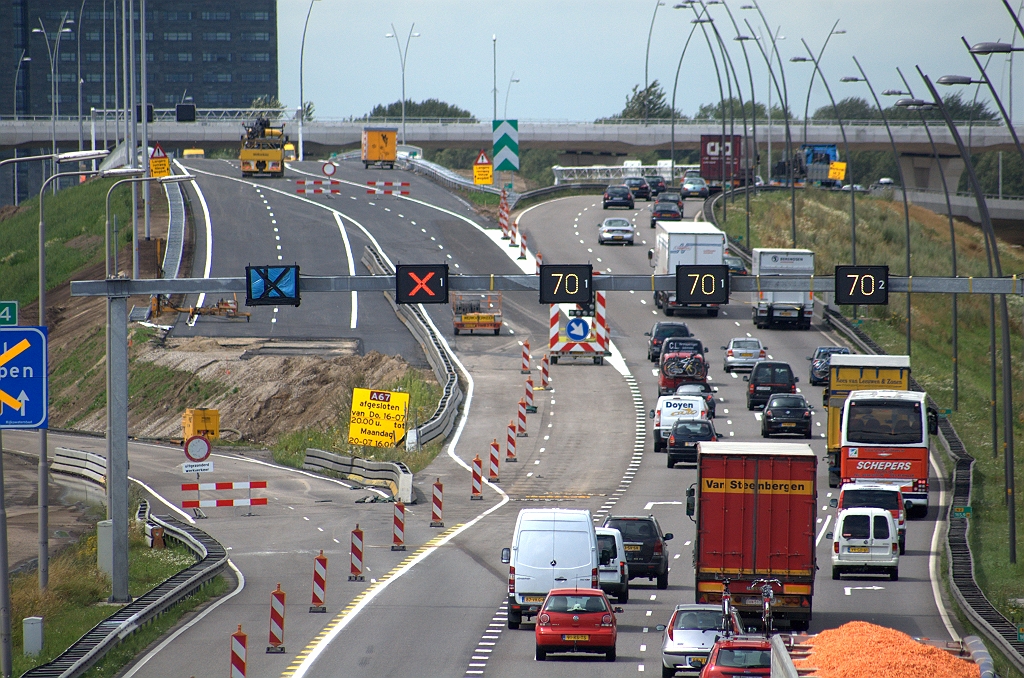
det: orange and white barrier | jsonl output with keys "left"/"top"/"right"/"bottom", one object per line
{"left": 392, "top": 502, "right": 406, "bottom": 551}
{"left": 506, "top": 420, "right": 518, "bottom": 462}
{"left": 524, "top": 377, "right": 537, "bottom": 413}
{"left": 541, "top": 354, "right": 551, "bottom": 389}
{"left": 349, "top": 525, "right": 365, "bottom": 581}
{"left": 489, "top": 439, "right": 501, "bottom": 483}
{"left": 509, "top": 221, "right": 519, "bottom": 247}
{"left": 471, "top": 455, "right": 483, "bottom": 500}
{"left": 267, "top": 583, "right": 286, "bottom": 653}
{"left": 430, "top": 479, "right": 444, "bottom": 527}
{"left": 310, "top": 550, "right": 328, "bottom": 613}
{"left": 521, "top": 340, "right": 531, "bottom": 374}
{"left": 182, "top": 481, "right": 267, "bottom": 491}
{"left": 366, "top": 181, "right": 410, "bottom": 195}
{"left": 517, "top": 399, "right": 528, "bottom": 437}
{"left": 181, "top": 497, "right": 267, "bottom": 508}
{"left": 499, "top": 189, "right": 511, "bottom": 239}
{"left": 181, "top": 480, "right": 267, "bottom": 509}
{"left": 535, "top": 250, "right": 543, "bottom": 274}
{"left": 296, "top": 179, "right": 341, "bottom": 194}
{"left": 519, "top": 233, "right": 528, "bottom": 260}
{"left": 231, "top": 625, "right": 247, "bottom": 678}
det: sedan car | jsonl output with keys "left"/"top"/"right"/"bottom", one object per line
{"left": 807, "top": 345, "right": 851, "bottom": 385}
{"left": 674, "top": 382, "right": 717, "bottom": 418}
{"left": 680, "top": 176, "right": 710, "bottom": 198}
{"left": 700, "top": 637, "right": 772, "bottom": 677}
{"left": 761, "top": 393, "right": 813, "bottom": 438}
{"left": 598, "top": 217, "right": 636, "bottom": 245}
{"left": 603, "top": 185, "right": 635, "bottom": 209}
{"left": 535, "top": 588, "right": 619, "bottom": 662}
{"left": 624, "top": 177, "right": 652, "bottom": 201}
{"left": 658, "top": 191, "right": 684, "bottom": 210}
{"left": 650, "top": 202, "right": 683, "bottom": 228}
{"left": 667, "top": 419, "right": 717, "bottom": 467}
{"left": 659, "top": 604, "right": 743, "bottom": 677}
{"left": 721, "top": 337, "right": 766, "bottom": 373}
{"left": 723, "top": 255, "right": 748, "bottom": 276}
{"left": 646, "top": 175, "right": 668, "bottom": 196}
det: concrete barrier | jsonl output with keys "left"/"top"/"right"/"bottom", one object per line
{"left": 303, "top": 448, "right": 413, "bottom": 504}
{"left": 52, "top": 447, "right": 107, "bottom": 486}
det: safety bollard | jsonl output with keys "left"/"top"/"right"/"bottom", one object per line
{"left": 349, "top": 524, "right": 365, "bottom": 581}
{"left": 267, "top": 583, "right": 286, "bottom": 653}
{"left": 521, "top": 340, "right": 531, "bottom": 374}
{"left": 536, "top": 250, "right": 543, "bottom": 274}
{"left": 509, "top": 221, "right": 519, "bottom": 247}
{"left": 519, "top": 233, "right": 528, "bottom": 260}
{"left": 489, "top": 439, "right": 501, "bottom": 483}
{"left": 517, "top": 399, "right": 529, "bottom": 437}
{"left": 506, "top": 420, "right": 518, "bottom": 462}
{"left": 231, "top": 625, "right": 247, "bottom": 678}
{"left": 392, "top": 502, "right": 407, "bottom": 551}
{"left": 541, "top": 354, "right": 551, "bottom": 390}
{"left": 525, "top": 377, "right": 537, "bottom": 413}
{"left": 430, "top": 479, "right": 444, "bottom": 527}
{"left": 310, "top": 550, "right": 328, "bottom": 613}
{"left": 471, "top": 455, "right": 483, "bottom": 500}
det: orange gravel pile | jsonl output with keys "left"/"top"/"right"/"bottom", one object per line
{"left": 793, "top": 621, "right": 980, "bottom": 678}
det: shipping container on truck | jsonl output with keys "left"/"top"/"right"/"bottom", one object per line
{"left": 750, "top": 248, "right": 815, "bottom": 330}
{"left": 361, "top": 127, "right": 398, "bottom": 169}
{"left": 699, "top": 134, "right": 743, "bottom": 194}
{"left": 686, "top": 442, "right": 817, "bottom": 631}
{"left": 824, "top": 354, "right": 910, "bottom": 488}
{"left": 841, "top": 390, "right": 938, "bottom": 518}
{"left": 651, "top": 221, "right": 727, "bottom": 317}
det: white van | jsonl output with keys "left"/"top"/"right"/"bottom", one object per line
{"left": 651, "top": 394, "right": 708, "bottom": 451}
{"left": 827, "top": 507, "right": 900, "bottom": 581}
{"left": 501, "top": 508, "right": 599, "bottom": 629}
{"left": 596, "top": 526, "right": 629, "bottom": 603}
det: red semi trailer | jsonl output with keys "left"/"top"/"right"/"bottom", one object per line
{"left": 686, "top": 442, "right": 817, "bottom": 631}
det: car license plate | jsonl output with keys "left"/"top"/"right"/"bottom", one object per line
{"left": 744, "top": 597, "right": 762, "bottom": 606}
{"left": 524, "top": 596, "right": 546, "bottom": 603}
{"left": 779, "top": 310, "right": 796, "bottom": 317}
{"left": 613, "top": 236, "right": 623, "bottom": 240}
{"left": 624, "top": 544, "right": 642, "bottom": 552}
{"left": 756, "top": 386, "right": 771, "bottom": 391}
{"left": 688, "top": 657, "right": 707, "bottom": 667}
{"left": 563, "top": 634, "right": 590, "bottom": 641}
{"left": 782, "top": 422, "right": 796, "bottom": 427}
{"left": 740, "top": 353, "right": 752, "bottom": 357}
{"left": 849, "top": 546, "right": 870, "bottom": 553}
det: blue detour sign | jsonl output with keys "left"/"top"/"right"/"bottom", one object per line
{"left": 566, "top": 317, "right": 590, "bottom": 341}
{"left": 0, "top": 327, "right": 48, "bottom": 429}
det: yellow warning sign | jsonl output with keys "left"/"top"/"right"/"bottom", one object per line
{"left": 828, "top": 161, "right": 847, "bottom": 181}
{"left": 474, "top": 163, "right": 493, "bottom": 185}
{"left": 348, "top": 388, "right": 410, "bottom": 448}
{"left": 149, "top": 142, "right": 171, "bottom": 178}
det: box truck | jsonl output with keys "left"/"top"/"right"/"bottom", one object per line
{"left": 750, "top": 248, "right": 815, "bottom": 330}
{"left": 650, "top": 221, "right": 727, "bottom": 317}
{"left": 361, "top": 127, "right": 398, "bottom": 169}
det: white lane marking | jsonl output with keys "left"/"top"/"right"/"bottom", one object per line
{"left": 929, "top": 450, "right": 959, "bottom": 640}
{"left": 644, "top": 501, "right": 682, "bottom": 509}
{"left": 333, "top": 214, "right": 357, "bottom": 328}
{"left": 684, "top": 540, "right": 691, "bottom": 546}
{"left": 726, "top": 420, "right": 732, "bottom": 425}
{"left": 640, "top": 644, "right": 647, "bottom": 651}
{"left": 731, "top": 372, "right": 738, "bottom": 379}
{"left": 129, "top": 476, "right": 194, "bottom": 523}
{"left": 753, "top": 413, "right": 762, "bottom": 421}
{"left": 173, "top": 160, "right": 213, "bottom": 316}
{"left": 735, "top": 321, "right": 741, "bottom": 326}
{"left": 723, "top": 409, "right": 729, "bottom": 414}
{"left": 815, "top": 514, "right": 833, "bottom": 546}
{"left": 650, "top": 594, "right": 657, "bottom": 601}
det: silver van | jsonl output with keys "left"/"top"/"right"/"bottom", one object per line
{"left": 501, "top": 508, "right": 600, "bottom": 629}
{"left": 596, "top": 526, "right": 629, "bottom": 603}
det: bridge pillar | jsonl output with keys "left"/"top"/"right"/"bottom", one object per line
{"left": 897, "top": 153, "right": 964, "bottom": 192}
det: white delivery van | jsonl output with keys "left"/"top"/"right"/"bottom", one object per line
{"left": 751, "top": 248, "right": 815, "bottom": 330}
{"left": 650, "top": 221, "right": 727, "bottom": 317}
{"left": 650, "top": 394, "right": 708, "bottom": 451}
{"left": 827, "top": 507, "right": 900, "bottom": 581}
{"left": 501, "top": 508, "right": 599, "bottom": 629}
{"left": 596, "top": 527, "right": 629, "bottom": 603}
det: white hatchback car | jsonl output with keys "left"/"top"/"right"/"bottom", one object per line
{"left": 828, "top": 507, "right": 900, "bottom": 581}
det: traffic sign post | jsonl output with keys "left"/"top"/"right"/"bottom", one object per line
{"left": 149, "top": 142, "right": 171, "bottom": 178}
{"left": 473, "top": 150, "right": 493, "bottom": 185}
{"left": 396, "top": 264, "right": 448, "bottom": 304}
{"left": 0, "top": 327, "right": 48, "bottom": 429}
{"left": 0, "top": 302, "right": 17, "bottom": 327}
{"left": 492, "top": 120, "right": 520, "bottom": 171}
{"left": 953, "top": 506, "right": 973, "bottom": 519}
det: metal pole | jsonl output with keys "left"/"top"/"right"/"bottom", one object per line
{"left": 128, "top": 0, "right": 139, "bottom": 279}
{"left": 492, "top": 35, "right": 497, "bottom": 122}
{"left": 691, "top": 11, "right": 726, "bottom": 218}
{"left": 78, "top": 0, "right": 88, "bottom": 155}
{"left": 140, "top": 0, "right": 150, "bottom": 243}
{"left": 644, "top": 0, "right": 664, "bottom": 123}
{"left": 0, "top": 429, "right": 11, "bottom": 678}
{"left": 108, "top": 293, "right": 129, "bottom": 602}
{"left": 12, "top": 51, "right": 29, "bottom": 206}
{"left": 299, "top": 0, "right": 317, "bottom": 162}
{"left": 102, "top": 0, "right": 108, "bottom": 151}
{"left": 801, "top": 21, "right": 841, "bottom": 146}
{"left": 719, "top": 1, "right": 758, "bottom": 248}
{"left": 670, "top": 18, "right": 704, "bottom": 186}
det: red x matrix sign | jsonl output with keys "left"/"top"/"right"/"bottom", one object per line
{"left": 395, "top": 264, "right": 449, "bottom": 305}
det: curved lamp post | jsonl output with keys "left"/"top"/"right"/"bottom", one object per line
{"left": 644, "top": 0, "right": 667, "bottom": 123}
{"left": 298, "top": 0, "right": 322, "bottom": 162}
{"left": 32, "top": 17, "right": 75, "bottom": 188}
{"left": 11, "top": 51, "right": 31, "bottom": 206}
{"left": 668, "top": 8, "right": 706, "bottom": 185}
{"left": 386, "top": 24, "right": 421, "bottom": 145}
{"left": 800, "top": 23, "right": 845, "bottom": 144}
{"left": 504, "top": 73, "right": 520, "bottom": 119}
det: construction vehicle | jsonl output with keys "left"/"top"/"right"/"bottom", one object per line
{"left": 283, "top": 142, "right": 297, "bottom": 162}
{"left": 452, "top": 293, "right": 502, "bottom": 335}
{"left": 150, "top": 294, "right": 251, "bottom": 324}
{"left": 240, "top": 117, "right": 287, "bottom": 178}
{"left": 362, "top": 127, "right": 398, "bottom": 169}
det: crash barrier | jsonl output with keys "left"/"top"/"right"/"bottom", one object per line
{"left": 21, "top": 513, "right": 227, "bottom": 678}
{"left": 430, "top": 480, "right": 444, "bottom": 527}
{"left": 231, "top": 625, "right": 247, "bottom": 678}
{"left": 52, "top": 447, "right": 107, "bottom": 486}
{"left": 349, "top": 525, "right": 365, "bottom": 581}
{"left": 267, "top": 584, "right": 286, "bottom": 653}
{"left": 162, "top": 174, "right": 187, "bottom": 280}
{"left": 361, "top": 245, "right": 464, "bottom": 451}
{"left": 303, "top": 448, "right": 413, "bottom": 504}
{"left": 180, "top": 480, "right": 268, "bottom": 509}
{"left": 310, "top": 550, "right": 329, "bottom": 612}
{"left": 506, "top": 182, "right": 609, "bottom": 210}
{"left": 707, "top": 193, "right": 1024, "bottom": 672}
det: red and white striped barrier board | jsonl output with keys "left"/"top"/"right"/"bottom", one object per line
{"left": 430, "top": 479, "right": 444, "bottom": 527}
{"left": 521, "top": 340, "right": 531, "bottom": 374}
{"left": 267, "top": 583, "right": 286, "bottom": 653}
{"left": 296, "top": 179, "right": 342, "bottom": 194}
{"left": 181, "top": 498, "right": 268, "bottom": 508}
{"left": 506, "top": 420, "right": 517, "bottom": 462}
{"left": 298, "top": 188, "right": 341, "bottom": 194}
{"left": 310, "top": 550, "right": 328, "bottom": 613}
{"left": 541, "top": 354, "right": 551, "bottom": 389}
{"left": 518, "top": 233, "right": 528, "bottom": 260}
{"left": 535, "top": 250, "right": 543, "bottom": 274}
{"left": 231, "top": 625, "right": 247, "bottom": 678}
{"left": 349, "top": 524, "right": 365, "bottom": 581}
{"left": 367, "top": 181, "right": 410, "bottom": 187}
{"left": 524, "top": 377, "right": 537, "bottom": 413}
{"left": 509, "top": 221, "right": 519, "bottom": 247}
{"left": 471, "top": 455, "right": 483, "bottom": 500}
{"left": 181, "top": 481, "right": 267, "bottom": 492}
{"left": 546, "top": 290, "right": 610, "bottom": 356}
{"left": 366, "top": 189, "right": 410, "bottom": 195}
{"left": 392, "top": 502, "right": 406, "bottom": 551}
{"left": 489, "top": 439, "right": 501, "bottom": 483}
{"left": 517, "top": 399, "right": 528, "bottom": 438}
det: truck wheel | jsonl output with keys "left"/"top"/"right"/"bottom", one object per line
{"left": 550, "top": 356, "right": 558, "bottom": 365}
{"left": 595, "top": 357, "right": 604, "bottom": 365}
{"left": 493, "top": 328, "right": 500, "bottom": 335}
{"left": 656, "top": 570, "right": 669, "bottom": 590}
{"left": 832, "top": 567, "right": 840, "bottom": 580}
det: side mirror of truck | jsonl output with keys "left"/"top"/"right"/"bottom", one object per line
{"left": 704, "top": 347, "right": 709, "bottom": 353}
{"left": 648, "top": 250, "right": 656, "bottom": 268}
{"left": 825, "top": 532, "right": 833, "bottom": 541}
{"left": 686, "top": 486, "right": 696, "bottom": 517}
{"left": 927, "top": 407, "right": 939, "bottom": 435}
{"left": 664, "top": 533, "right": 674, "bottom": 541}
{"left": 501, "top": 548, "right": 511, "bottom": 564}
{"left": 829, "top": 498, "right": 838, "bottom": 508}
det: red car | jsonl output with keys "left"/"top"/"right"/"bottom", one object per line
{"left": 700, "top": 637, "right": 772, "bottom": 677}
{"left": 535, "top": 588, "right": 620, "bottom": 662}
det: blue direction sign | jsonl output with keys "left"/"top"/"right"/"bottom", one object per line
{"left": 0, "top": 327, "right": 48, "bottom": 429}
{"left": 566, "top": 317, "right": 590, "bottom": 342}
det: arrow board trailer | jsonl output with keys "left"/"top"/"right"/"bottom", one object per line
{"left": 547, "top": 293, "right": 610, "bottom": 365}
{"left": 652, "top": 221, "right": 727, "bottom": 317}
{"left": 751, "top": 248, "right": 816, "bottom": 330}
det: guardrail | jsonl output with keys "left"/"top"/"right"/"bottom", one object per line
{"left": 51, "top": 447, "right": 107, "bottom": 487}
{"left": 303, "top": 448, "right": 413, "bottom": 503}
{"left": 360, "top": 245, "right": 464, "bottom": 452}
{"left": 21, "top": 514, "right": 227, "bottom": 678}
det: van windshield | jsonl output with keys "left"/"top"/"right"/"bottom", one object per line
{"left": 846, "top": 401, "right": 923, "bottom": 444}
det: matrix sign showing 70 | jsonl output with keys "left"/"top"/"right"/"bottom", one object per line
{"left": 675, "top": 265, "right": 730, "bottom": 304}
{"left": 539, "top": 264, "right": 593, "bottom": 304}
{"left": 834, "top": 266, "right": 889, "bottom": 305}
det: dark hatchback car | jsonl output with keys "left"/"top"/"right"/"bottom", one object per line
{"left": 658, "top": 191, "right": 684, "bottom": 210}
{"left": 723, "top": 254, "right": 748, "bottom": 276}
{"left": 667, "top": 419, "right": 718, "bottom": 467}
{"left": 807, "top": 345, "right": 851, "bottom": 386}
{"left": 675, "top": 382, "right": 717, "bottom": 418}
{"left": 602, "top": 516, "right": 673, "bottom": 589}
{"left": 603, "top": 185, "right": 635, "bottom": 209}
{"left": 624, "top": 177, "right": 652, "bottom": 201}
{"left": 761, "top": 394, "right": 813, "bottom": 438}
{"left": 650, "top": 202, "right": 683, "bottom": 228}
{"left": 646, "top": 175, "right": 668, "bottom": 196}
{"left": 645, "top": 321, "right": 691, "bottom": 362}
{"left": 744, "top": 360, "right": 798, "bottom": 410}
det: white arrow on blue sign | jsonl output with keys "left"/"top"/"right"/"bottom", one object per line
{"left": 566, "top": 317, "right": 590, "bottom": 341}
{"left": 0, "top": 327, "right": 48, "bottom": 429}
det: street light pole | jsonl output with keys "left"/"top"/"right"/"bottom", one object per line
{"left": 492, "top": 35, "right": 498, "bottom": 122}
{"left": 77, "top": 0, "right": 89, "bottom": 155}
{"left": 11, "top": 51, "right": 31, "bottom": 206}
{"left": 504, "top": 73, "right": 520, "bottom": 119}
{"left": 799, "top": 23, "right": 844, "bottom": 145}
{"left": 386, "top": 24, "right": 420, "bottom": 146}
{"left": 669, "top": 11, "right": 705, "bottom": 185}
{"left": 32, "top": 17, "right": 75, "bottom": 192}
{"left": 644, "top": 0, "right": 666, "bottom": 123}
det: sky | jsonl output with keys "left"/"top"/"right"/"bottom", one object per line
{"left": 277, "top": 0, "right": 1024, "bottom": 122}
